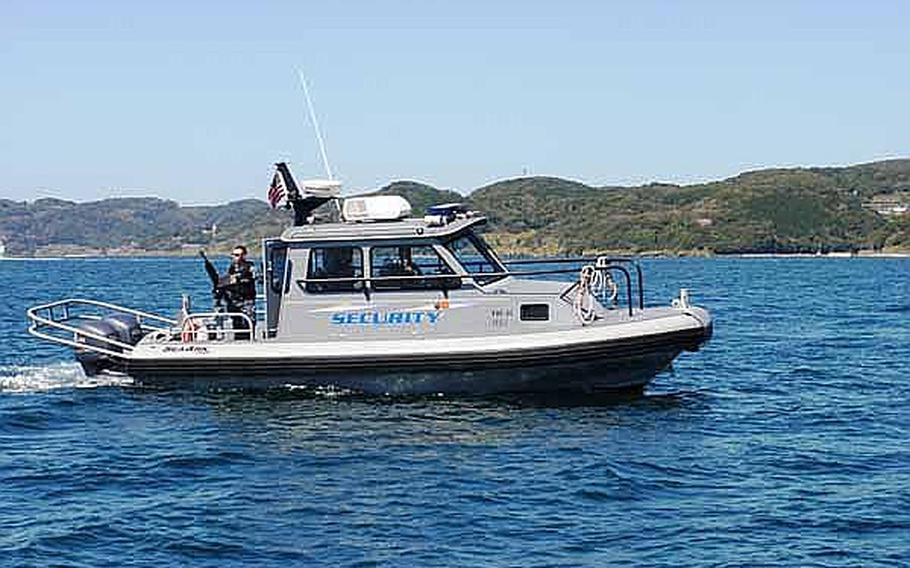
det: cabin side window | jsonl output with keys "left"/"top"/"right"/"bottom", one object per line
{"left": 370, "top": 245, "right": 460, "bottom": 291}
{"left": 306, "top": 247, "right": 363, "bottom": 293}
{"left": 444, "top": 232, "right": 506, "bottom": 285}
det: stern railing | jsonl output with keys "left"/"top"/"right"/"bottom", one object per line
{"left": 27, "top": 298, "right": 259, "bottom": 357}
{"left": 26, "top": 298, "right": 176, "bottom": 358}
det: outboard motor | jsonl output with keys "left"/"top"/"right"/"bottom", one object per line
{"left": 104, "top": 313, "right": 144, "bottom": 345}
{"left": 73, "top": 314, "right": 143, "bottom": 376}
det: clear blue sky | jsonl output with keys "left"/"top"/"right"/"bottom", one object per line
{"left": 2, "top": 0, "right": 908, "bottom": 203}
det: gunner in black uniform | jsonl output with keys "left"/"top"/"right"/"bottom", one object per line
{"left": 224, "top": 245, "right": 256, "bottom": 339}
{"left": 198, "top": 245, "right": 257, "bottom": 340}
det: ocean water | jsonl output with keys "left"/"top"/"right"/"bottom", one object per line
{"left": 1, "top": 257, "right": 908, "bottom": 567}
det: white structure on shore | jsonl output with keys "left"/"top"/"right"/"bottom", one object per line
{"left": 864, "top": 197, "right": 909, "bottom": 216}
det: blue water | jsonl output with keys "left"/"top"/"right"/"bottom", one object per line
{"left": 1, "top": 257, "right": 909, "bottom": 566}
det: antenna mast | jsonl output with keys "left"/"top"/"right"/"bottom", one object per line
{"left": 296, "top": 69, "right": 334, "bottom": 181}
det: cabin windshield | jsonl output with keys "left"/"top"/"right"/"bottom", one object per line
{"left": 444, "top": 231, "right": 506, "bottom": 285}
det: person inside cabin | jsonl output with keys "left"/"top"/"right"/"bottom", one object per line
{"left": 377, "top": 247, "right": 419, "bottom": 277}
{"left": 321, "top": 248, "right": 362, "bottom": 292}
{"left": 222, "top": 245, "right": 257, "bottom": 339}
{"left": 393, "top": 247, "right": 420, "bottom": 277}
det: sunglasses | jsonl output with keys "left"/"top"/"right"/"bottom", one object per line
{"left": 232, "top": 252, "right": 244, "bottom": 257}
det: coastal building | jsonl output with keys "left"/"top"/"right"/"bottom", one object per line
{"left": 863, "top": 196, "right": 910, "bottom": 216}
{"left": 201, "top": 222, "right": 218, "bottom": 239}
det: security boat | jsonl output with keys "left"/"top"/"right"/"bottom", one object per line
{"left": 26, "top": 164, "right": 712, "bottom": 395}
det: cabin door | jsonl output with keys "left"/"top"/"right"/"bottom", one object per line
{"left": 263, "top": 240, "right": 289, "bottom": 338}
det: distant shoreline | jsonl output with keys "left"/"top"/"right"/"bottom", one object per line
{"left": 731, "top": 251, "right": 910, "bottom": 259}
{"left": 3, "top": 250, "right": 909, "bottom": 261}
{"left": 4, "top": 158, "right": 910, "bottom": 260}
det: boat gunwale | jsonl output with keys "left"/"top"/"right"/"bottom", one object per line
{"left": 126, "top": 323, "right": 712, "bottom": 375}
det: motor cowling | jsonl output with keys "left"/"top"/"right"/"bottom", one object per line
{"left": 73, "top": 315, "right": 142, "bottom": 376}
{"left": 73, "top": 320, "right": 118, "bottom": 376}
{"left": 104, "top": 313, "right": 143, "bottom": 345}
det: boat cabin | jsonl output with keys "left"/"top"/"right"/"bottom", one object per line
{"left": 260, "top": 201, "right": 594, "bottom": 342}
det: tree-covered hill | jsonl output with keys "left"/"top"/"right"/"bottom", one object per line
{"left": 371, "top": 180, "right": 462, "bottom": 214}
{"left": 0, "top": 197, "right": 287, "bottom": 255}
{"left": 2, "top": 159, "right": 909, "bottom": 256}
{"left": 471, "top": 160, "right": 910, "bottom": 254}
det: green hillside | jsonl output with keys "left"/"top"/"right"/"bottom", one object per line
{"left": 371, "top": 180, "right": 462, "bottom": 214}
{"left": 0, "top": 197, "right": 288, "bottom": 255}
{"left": 471, "top": 160, "right": 909, "bottom": 254}
{"left": 2, "top": 159, "right": 909, "bottom": 256}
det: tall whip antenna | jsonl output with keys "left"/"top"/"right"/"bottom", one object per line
{"left": 296, "top": 69, "right": 334, "bottom": 181}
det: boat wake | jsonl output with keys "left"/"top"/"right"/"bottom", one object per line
{"left": 283, "top": 384, "right": 359, "bottom": 397}
{"left": 0, "top": 363, "right": 133, "bottom": 393}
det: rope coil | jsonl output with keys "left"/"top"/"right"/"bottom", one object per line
{"left": 573, "top": 263, "right": 619, "bottom": 325}
{"left": 573, "top": 265, "right": 598, "bottom": 325}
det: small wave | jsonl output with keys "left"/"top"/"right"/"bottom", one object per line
{"left": 0, "top": 363, "right": 133, "bottom": 393}
{"left": 281, "top": 384, "right": 358, "bottom": 398}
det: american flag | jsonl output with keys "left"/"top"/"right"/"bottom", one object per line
{"left": 267, "top": 171, "right": 287, "bottom": 208}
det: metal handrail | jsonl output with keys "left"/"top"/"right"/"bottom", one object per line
{"left": 503, "top": 256, "right": 644, "bottom": 310}
{"left": 27, "top": 298, "right": 177, "bottom": 326}
{"left": 555, "top": 266, "right": 635, "bottom": 317}
{"left": 293, "top": 259, "right": 643, "bottom": 314}
{"left": 27, "top": 298, "right": 258, "bottom": 356}
{"left": 26, "top": 298, "right": 177, "bottom": 358}
{"left": 503, "top": 255, "right": 637, "bottom": 264}
{"left": 178, "top": 312, "right": 256, "bottom": 342}
{"left": 296, "top": 267, "right": 621, "bottom": 284}
{"left": 27, "top": 327, "right": 131, "bottom": 359}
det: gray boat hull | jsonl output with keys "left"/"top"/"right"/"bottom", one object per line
{"left": 126, "top": 322, "right": 711, "bottom": 394}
